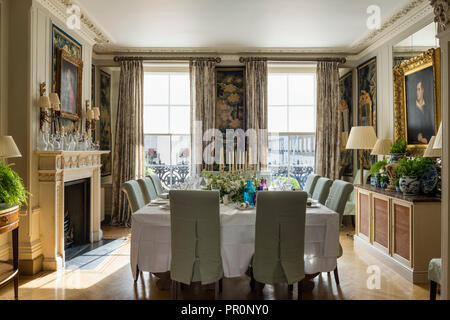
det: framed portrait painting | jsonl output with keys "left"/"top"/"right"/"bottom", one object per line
{"left": 357, "top": 57, "right": 377, "bottom": 169}
{"left": 56, "top": 48, "right": 83, "bottom": 121}
{"left": 393, "top": 48, "right": 441, "bottom": 156}
{"left": 339, "top": 71, "right": 353, "bottom": 176}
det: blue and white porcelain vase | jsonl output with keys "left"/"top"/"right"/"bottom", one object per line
{"left": 370, "top": 174, "right": 380, "bottom": 188}
{"left": 420, "top": 165, "right": 438, "bottom": 194}
{"left": 390, "top": 153, "right": 404, "bottom": 163}
{"left": 399, "top": 176, "right": 420, "bottom": 195}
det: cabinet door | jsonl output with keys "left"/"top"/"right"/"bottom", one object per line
{"left": 392, "top": 201, "right": 411, "bottom": 266}
{"left": 373, "top": 195, "right": 389, "bottom": 252}
{"left": 358, "top": 191, "right": 371, "bottom": 241}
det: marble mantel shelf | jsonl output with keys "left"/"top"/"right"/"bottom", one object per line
{"left": 36, "top": 150, "right": 110, "bottom": 173}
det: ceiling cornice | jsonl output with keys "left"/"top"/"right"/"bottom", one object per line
{"left": 41, "top": 0, "right": 431, "bottom": 62}
{"left": 36, "top": 0, "right": 113, "bottom": 45}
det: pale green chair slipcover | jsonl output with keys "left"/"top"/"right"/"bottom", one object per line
{"left": 323, "top": 180, "right": 354, "bottom": 285}
{"left": 325, "top": 180, "right": 354, "bottom": 226}
{"left": 137, "top": 177, "right": 158, "bottom": 204}
{"left": 121, "top": 180, "right": 146, "bottom": 213}
{"left": 343, "top": 170, "right": 371, "bottom": 216}
{"left": 251, "top": 191, "right": 307, "bottom": 299}
{"left": 170, "top": 190, "right": 223, "bottom": 299}
{"left": 304, "top": 173, "right": 320, "bottom": 195}
{"left": 429, "top": 258, "right": 441, "bottom": 300}
{"left": 149, "top": 173, "right": 165, "bottom": 195}
{"left": 312, "top": 177, "right": 332, "bottom": 205}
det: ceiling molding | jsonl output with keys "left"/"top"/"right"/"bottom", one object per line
{"left": 36, "top": 0, "right": 113, "bottom": 45}
{"left": 92, "top": 0, "right": 435, "bottom": 61}
{"left": 350, "top": 0, "right": 431, "bottom": 52}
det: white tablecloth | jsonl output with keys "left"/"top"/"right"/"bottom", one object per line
{"left": 131, "top": 203, "right": 340, "bottom": 280}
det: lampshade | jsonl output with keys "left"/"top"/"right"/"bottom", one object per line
{"left": 86, "top": 109, "right": 94, "bottom": 121}
{"left": 92, "top": 107, "right": 100, "bottom": 120}
{"left": 0, "top": 136, "right": 22, "bottom": 159}
{"left": 433, "top": 121, "right": 442, "bottom": 149}
{"left": 49, "top": 93, "right": 61, "bottom": 110}
{"left": 346, "top": 126, "right": 378, "bottom": 150}
{"left": 38, "top": 96, "right": 51, "bottom": 109}
{"left": 371, "top": 138, "right": 392, "bottom": 155}
{"left": 424, "top": 136, "right": 441, "bottom": 158}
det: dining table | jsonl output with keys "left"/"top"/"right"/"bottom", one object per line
{"left": 130, "top": 198, "right": 341, "bottom": 290}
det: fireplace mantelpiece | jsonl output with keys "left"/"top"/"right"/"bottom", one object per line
{"left": 36, "top": 151, "right": 110, "bottom": 270}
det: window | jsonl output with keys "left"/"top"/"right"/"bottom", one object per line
{"left": 144, "top": 72, "right": 190, "bottom": 188}
{"left": 267, "top": 72, "right": 316, "bottom": 188}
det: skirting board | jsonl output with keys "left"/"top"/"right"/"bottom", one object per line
{"left": 354, "top": 235, "right": 428, "bottom": 284}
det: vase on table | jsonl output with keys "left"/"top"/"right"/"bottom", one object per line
{"left": 244, "top": 179, "right": 256, "bottom": 206}
{"left": 399, "top": 176, "right": 420, "bottom": 195}
{"left": 420, "top": 165, "right": 438, "bottom": 194}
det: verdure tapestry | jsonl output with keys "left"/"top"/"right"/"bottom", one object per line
{"left": 100, "top": 70, "right": 112, "bottom": 176}
{"left": 357, "top": 57, "right": 377, "bottom": 170}
{"left": 339, "top": 71, "right": 353, "bottom": 176}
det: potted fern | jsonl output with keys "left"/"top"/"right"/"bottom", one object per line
{"left": 395, "top": 158, "right": 431, "bottom": 195}
{"left": 369, "top": 159, "right": 388, "bottom": 187}
{"left": 0, "top": 161, "right": 27, "bottom": 211}
{"left": 389, "top": 140, "right": 407, "bottom": 163}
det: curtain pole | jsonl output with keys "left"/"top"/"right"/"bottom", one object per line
{"left": 113, "top": 56, "right": 222, "bottom": 63}
{"left": 239, "top": 57, "right": 346, "bottom": 64}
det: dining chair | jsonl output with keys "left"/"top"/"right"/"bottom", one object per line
{"left": 311, "top": 177, "right": 332, "bottom": 205}
{"left": 137, "top": 177, "right": 159, "bottom": 204}
{"left": 343, "top": 169, "right": 370, "bottom": 226}
{"left": 121, "top": 180, "right": 146, "bottom": 213}
{"left": 304, "top": 173, "right": 320, "bottom": 195}
{"left": 324, "top": 180, "right": 354, "bottom": 285}
{"left": 250, "top": 191, "right": 307, "bottom": 300}
{"left": 149, "top": 172, "right": 165, "bottom": 195}
{"left": 169, "top": 190, "right": 223, "bottom": 300}
{"left": 428, "top": 258, "right": 441, "bottom": 300}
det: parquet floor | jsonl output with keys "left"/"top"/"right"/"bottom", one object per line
{"left": 0, "top": 225, "right": 435, "bottom": 300}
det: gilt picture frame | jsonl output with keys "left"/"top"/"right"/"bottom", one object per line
{"left": 56, "top": 48, "right": 83, "bottom": 121}
{"left": 393, "top": 48, "right": 441, "bottom": 156}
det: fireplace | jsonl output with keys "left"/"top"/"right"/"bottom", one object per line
{"left": 64, "top": 178, "right": 91, "bottom": 260}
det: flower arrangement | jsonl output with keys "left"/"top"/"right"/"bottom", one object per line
{"left": 203, "top": 170, "right": 260, "bottom": 203}
{"left": 370, "top": 159, "right": 388, "bottom": 175}
{"left": 395, "top": 157, "right": 431, "bottom": 178}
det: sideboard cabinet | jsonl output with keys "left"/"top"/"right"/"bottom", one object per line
{"left": 354, "top": 185, "right": 441, "bottom": 284}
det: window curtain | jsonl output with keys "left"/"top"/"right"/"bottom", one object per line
{"left": 245, "top": 58, "right": 268, "bottom": 170}
{"left": 111, "top": 60, "right": 144, "bottom": 227}
{"left": 314, "top": 61, "right": 341, "bottom": 179}
{"left": 189, "top": 59, "right": 217, "bottom": 174}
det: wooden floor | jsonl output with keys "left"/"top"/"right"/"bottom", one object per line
{"left": 0, "top": 225, "right": 436, "bottom": 300}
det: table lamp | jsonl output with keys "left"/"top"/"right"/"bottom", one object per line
{"left": 371, "top": 138, "right": 392, "bottom": 158}
{"left": 346, "top": 126, "right": 377, "bottom": 185}
{"left": 424, "top": 136, "right": 441, "bottom": 158}
{"left": 0, "top": 136, "right": 22, "bottom": 160}
{"left": 433, "top": 122, "right": 442, "bottom": 150}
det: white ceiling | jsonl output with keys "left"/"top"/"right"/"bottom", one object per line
{"left": 77, "top": 0, "right": 412, "bottom": 49}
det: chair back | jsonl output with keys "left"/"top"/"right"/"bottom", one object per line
{"left": 170, "top": 190, "right": 223, "bottom": 285}
{"left": 121, "top": 180, "right": 146, "bottom": 213}
{"left": 253, "top": 191, "right": 307, "bottom": 285}
{"left": 304, "top": 173, "right": 320, "bottom": 195}
{"left": 311, "top": 177, "right": 332, "bottom": 204}
{"left": 325, "top": 180, "right": 354, "bottom": 224}
{"left": 137, "top": 177, "right": 158, "bottom": 204}
{"left": 149, "top": 173, "right": 165, "bottom": 195}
